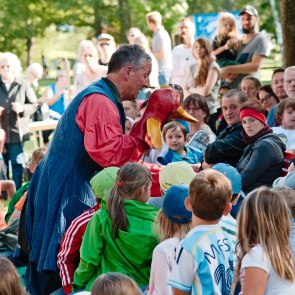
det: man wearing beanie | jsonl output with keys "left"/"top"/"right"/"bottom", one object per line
{"left": 237, "top": 100, "right": 285, "bottom": 194}
{"left": 221, "top": 5, "right": 268, "bottom": 88}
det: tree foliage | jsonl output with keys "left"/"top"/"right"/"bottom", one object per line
{"left": 0, "top": 0, "right": 289, "bottom": 67}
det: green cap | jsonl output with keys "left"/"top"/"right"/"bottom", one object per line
{"left": 159, "top": 161, "right": 196, "bottom": 193}
{"left": 90, "top": 167, "right": 119, "bottom": 199}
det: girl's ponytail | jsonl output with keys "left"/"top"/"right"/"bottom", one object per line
{"left": 107, "top": 163, "right": 152, "bottom": 238}
{"left": 107, "top": 185, "right": 127, "bottom": 238}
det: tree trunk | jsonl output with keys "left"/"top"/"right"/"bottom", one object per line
{"left": 93, "top": 0, "right": 102, "bottom": 37}
{"left": 118, "top": 0, "right": 131, "bottom": 43}
{"left": 26, "top": 37, "right": 32, "bottom": 67}
{"left": 281, "top": 0, "right": 295, "bottom": 67}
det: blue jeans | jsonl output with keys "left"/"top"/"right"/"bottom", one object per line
{"left": 158, "top": 68, "right": 171, "bottom": 86}
{"left": 3, "top": 142, "right": 23, "bottom": 189}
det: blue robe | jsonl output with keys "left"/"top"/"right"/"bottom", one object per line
{"left": 25, "top": 78, "right": 125, "bottom": 272}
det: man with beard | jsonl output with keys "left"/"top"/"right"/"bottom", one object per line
{"left": 221, "top": 5, "right": 268, "bottom": 89}
{"left": 170, "top": 18, "right": 196, "bottom": 95}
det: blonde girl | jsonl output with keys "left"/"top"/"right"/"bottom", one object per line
{"left": 212, "top": 12, "right": 240, "bottom": 67}
{"left": 149, "top": 184, "right": 191, "bottom": 295}
{"left": 234, "top": 187, "right": 295, "bottom": 295}
{"left": 184, "top": 38, "right": 221, "bottom": 133}
{"left": 73, "top": 162, "right": 159, "bottom": 292}
{"left": 91, "top": 272, "right": 142, "bottom": 295}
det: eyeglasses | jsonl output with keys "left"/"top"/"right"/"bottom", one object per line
{"left": 259, "top": 94, "right": 272, "bottom": 103}
{"left": 218, "top": 93, "right": 224, "bottom": 99}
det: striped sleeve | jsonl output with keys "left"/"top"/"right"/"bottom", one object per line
{"left": 57, "top": 206, "right": 97, "bottom": 294}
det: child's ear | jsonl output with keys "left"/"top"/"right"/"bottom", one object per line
{"left": 222, "top": 202, "right": 232, "bottom": 216}
{"left": 185, "top": 196, "right": 193, "bottom": 211}
{"left": 185, "top": 134, "right": 189, "bottom": 142}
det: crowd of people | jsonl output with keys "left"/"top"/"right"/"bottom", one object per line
{"left": 0, "top": 4, "right": 295, "bottom": 295}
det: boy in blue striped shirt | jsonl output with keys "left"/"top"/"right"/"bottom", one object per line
{"left": 169, "top": 169, "right": 235, "bottom": 295}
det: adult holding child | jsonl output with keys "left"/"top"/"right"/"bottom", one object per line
{"left": 221, "top": 5, "right": 268, "bottom": 89}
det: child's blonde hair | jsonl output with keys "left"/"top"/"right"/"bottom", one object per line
{"left": 157, "top": 211, "right": 190, "bottom": 241}
{"left": 216, "top": 12, "right": 238, "bottom": 44}
{"left": 31, "top": 146, "right": 47, "bottom": 165}
{"left": 91, "top": 272, "right": 142, "bottom": 295}
{"left": 0, "top": 257, "right": 27, "bottom": 295}
{"left": 236, "top": 187, "right": 295, "bottom": 282}
{"left": 107, "top": 162, "right": 152, "bottom": 237}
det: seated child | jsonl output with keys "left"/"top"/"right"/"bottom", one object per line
{"left": 6, "top": 147, "right": 47, "bottom": 224}
{"left": 272, "top": 98, "right": 295, "bottom": 151}
{"left": 147, "top": 161, "right": 196, "bottom": 208}
{"left": 212, "top": 163, "right": 243, "bottom": 246}
{"left": 91, "top": 272, "right": 142, "bottom": 295}
{"left": 73, "top": 163, "right": 159, "bottom": 292}
{"left": 272, "top": 186, "right": 295, "bottom": 256}
{"left": 169, "top": 169, "right": 235, "bottom": 294}
{"left": 0, "top": 256, "right": 28, "bottom": 295}
{"left": 234, "top": 187, "right": 295, "bottom": 294}
{"left": 125, "top": 117, "right": 135, "bottom": 135}
{"left": 157, "top": 122, "right": 201, "bottom": 165}
{"left": 57, "top": 167, "right": 119, "bottom": 294}
{"left": 149, "top": 184, "right": 192, "bottom": 295}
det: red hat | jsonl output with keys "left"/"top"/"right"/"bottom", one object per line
{"left": 240, "top": 108, "right": 267, "bottom": 125}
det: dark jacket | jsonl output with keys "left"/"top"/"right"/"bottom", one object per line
{"left": 237, "top": 133, "right": 286, "bottom": 194}
{"left": 204, "top": 123, "right": 246, "bottom": 167}
{"left": 0, "top": 77, "right": 36, "bottom": 143}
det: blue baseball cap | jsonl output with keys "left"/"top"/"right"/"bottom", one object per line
{"left": 211, "top": 163, "right": 242, "bottom": 194}
{"left": 162, "top": 184, "right": 192, "bottom": 224}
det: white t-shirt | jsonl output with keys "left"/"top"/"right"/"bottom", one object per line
{"left": 152, "top": 26, "right": 172, "bottom": 71}
{"left": 149, "top": 237, "right": 180, "bottom": 295}
{"left": 240, "top": 245, "right": 295, "bottom": 295}
{"left": 171, "top": 45, "right": 196, "bottom": 87}
{"left": 272, "top": 126, "right": 295, "bottom": 150}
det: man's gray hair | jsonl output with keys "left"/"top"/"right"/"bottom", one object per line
{"left": 223, "top": 89, "right": 247, "bottom": 104}
{"left": 107, "top": 44, "right": 151, "bottom": 74}
{"left": 284, "top": 66, "right": 295, "bottom": 78}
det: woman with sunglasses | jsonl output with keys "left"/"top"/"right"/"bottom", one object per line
{"left": 184, "top": 38, "right": 221, "bottom": 133}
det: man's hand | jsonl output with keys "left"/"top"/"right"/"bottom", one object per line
{"left": 11, "top": 102, "right": 24, "bottom": 114}
{"left": 221, "top": 67, "right": 238, "bottom": 80}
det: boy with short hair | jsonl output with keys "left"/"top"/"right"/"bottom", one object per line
{"left": 169, "top": 169, "right": 235, "bottom": 295}
{"left": 157, "top": 121, "right": 201, "bottom": 165}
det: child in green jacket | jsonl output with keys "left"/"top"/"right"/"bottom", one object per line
{"left": 73, "top": 162, "right": 159, "bottom": 292}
